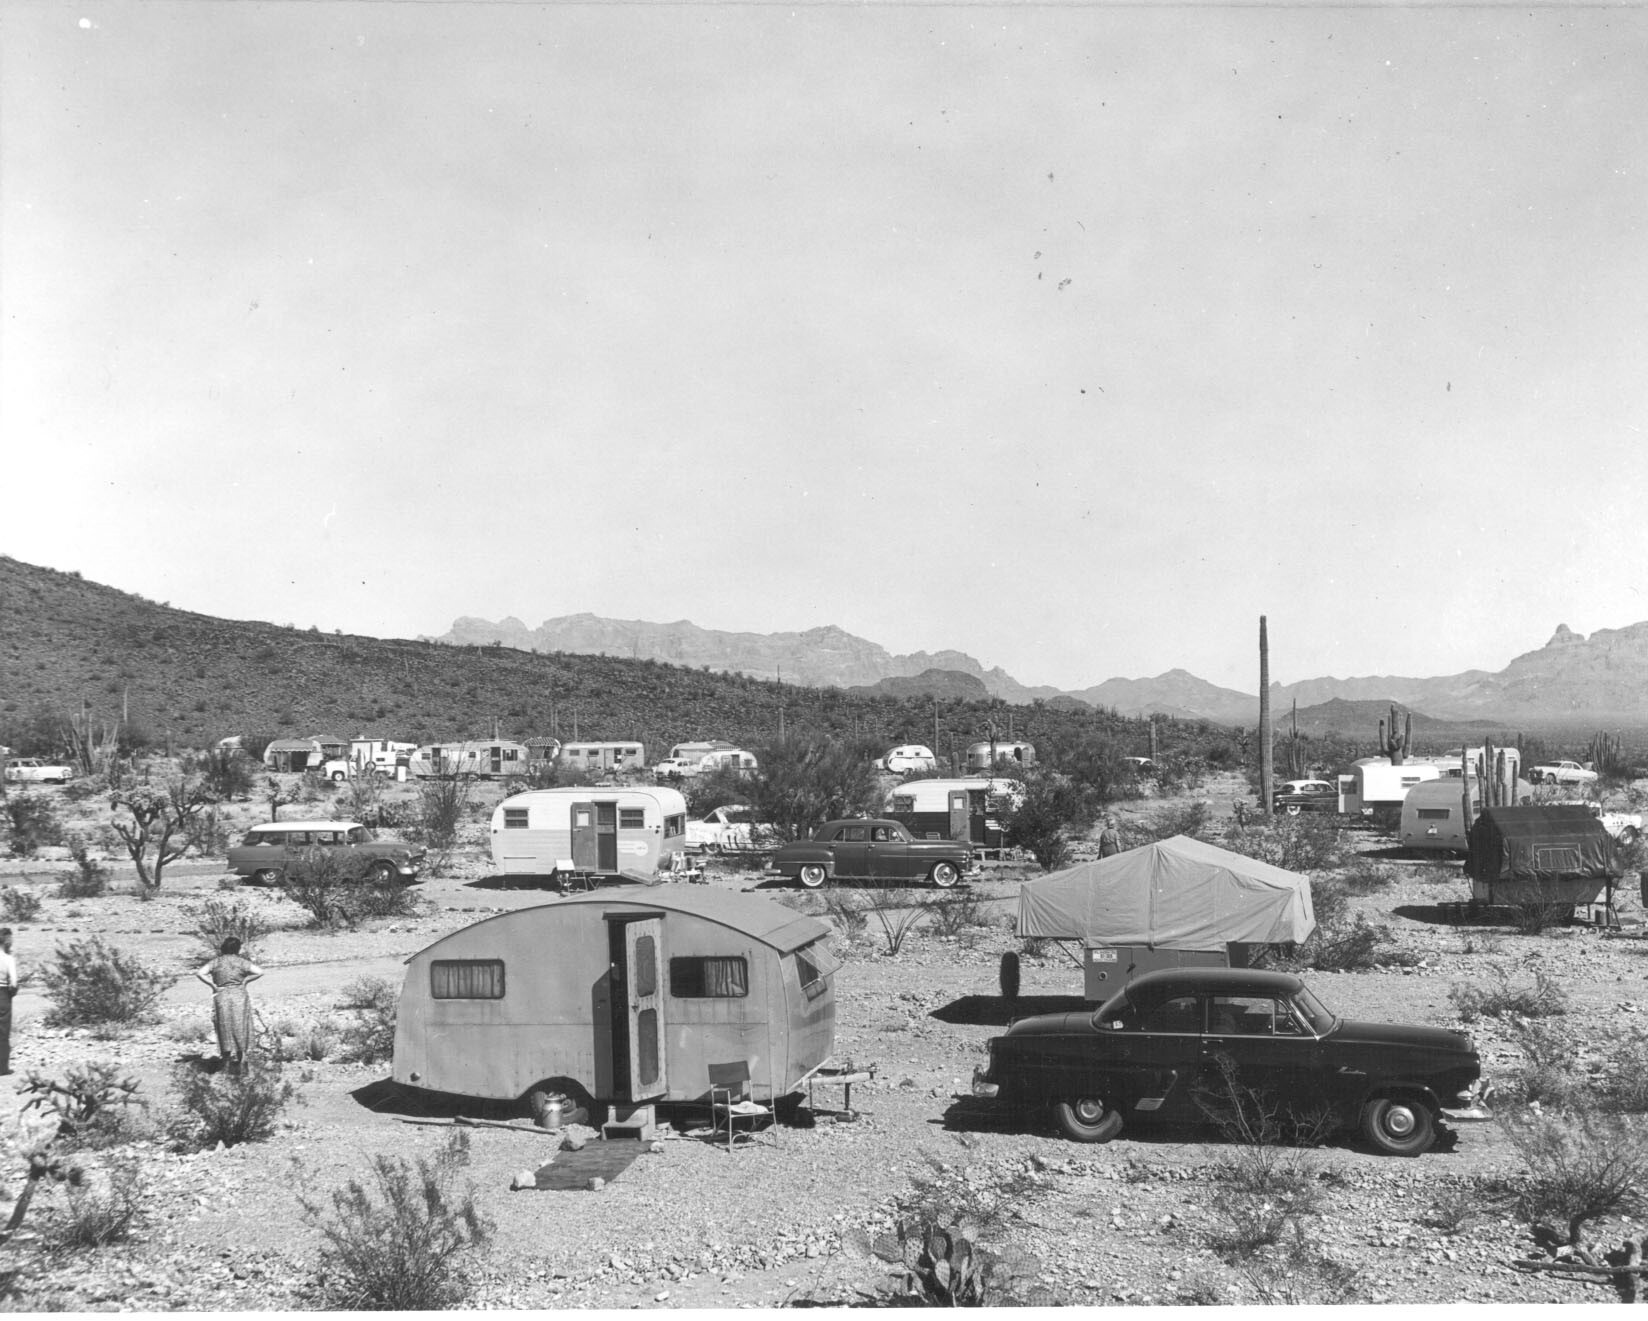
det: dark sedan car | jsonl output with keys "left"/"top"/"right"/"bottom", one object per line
{"left": 973, "top": 967, "right": 1487, "bottom": 1155}
{"left": 1271, "top": 779, "right": 1339, "bottom": 816}
{"left": 770, "top": 818, "right": 975, "bottom": 889}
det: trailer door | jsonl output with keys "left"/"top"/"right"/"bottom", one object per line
{"left": 571, "top": 802, "right": 598, "bottom": 870}
{"left": 948, "top": 791, "right": 969, "bottom": 841}
{"left": 623, "top": 918, "right": 667, "bottom": 1100}
{"left": 596, "top": 802, "right": 618, "bottom": 871}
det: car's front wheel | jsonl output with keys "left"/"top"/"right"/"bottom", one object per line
{"left": 1361, "top": 1095, "right": 1436, "bottom": 1156}
{"left": 1054, "top": 1096, "right": 1123, "bottom": 1143}
{"left": 1621, "top": 827, "right": 1641, "bottom": 848}
{"left": 253, "top": 868, "right": 280, "bottom": 886}
{"left": 367, "top": 860, "right": 397, "bottom": 885}
{"left": 331, "top": 771, "right": 347, "bottom": 782}
{"left": 798, "top": 864, "right": 828, "bottom": 889}
{"left": 930, "top": 861, "right": 960, "bottom": 888}
{"left": 1284, "top": 803, "right": 1302, "bottom": 817}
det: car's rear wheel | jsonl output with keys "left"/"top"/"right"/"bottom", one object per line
{"left": 331, "top": 771, "right": 347, "bottom": 782}
{"left": 1360, "top": 1095, "right": 1436, "bottom": 1156}
{"left": 1054, "top": 1096, "right": 1123, "bottom": 1143}
{"left": 930, "top": 861, "right": 960, "bottom": 888}
{"left": 1621, "top": 827, "right": 1641, "bottom": 847}
{"left": 253, "top": 868, "right": 280, "bottom": 886}
{"left": 798, "top": 864, "right": 827, "bottom": 889}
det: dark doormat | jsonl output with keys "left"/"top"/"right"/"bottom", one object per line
{"left": 532, "top": 1139, "right": 648, "bottom": 1191}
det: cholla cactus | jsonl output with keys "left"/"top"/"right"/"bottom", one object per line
{"left": 0, "top": 1107, "right": 70, "bottom": 1240}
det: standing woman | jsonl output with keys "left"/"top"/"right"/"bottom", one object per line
{"left": 195, "top": 937, "right": 264, "bottom": 1074}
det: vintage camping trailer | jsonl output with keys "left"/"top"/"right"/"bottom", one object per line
{"left": 262, "top": 737, "right": 323, "bottom": 773}
{"left": 1336, "top": 758, "right": 1442, "bottom": 825}
{"left": 1467, "top": 804, "right": 1621, "bottom": 907}
{"left": 491, "top": 785, "right": 689, "bottom": 877}
{"left": 697, "top": 747, "right": 758, "bottom": 775}
{"left": 1399, "top": 779, "right": 1480, "bottom": 855}
{"left": 348, "top": 736, "right": 416, "bottom": 778}
{"left": 559, "top": 741, "right": 647, "bottom": 774}
{"left": 964, "top": 740, "right": 1036, "bottom": 774}
{"left": 391, "top": 888, "right": 840, "bottom": 1113}
{"left": 885, "top": 777, "right": 1025, "bottom": 848}
{"left": 409, "top": 740, "right": 530, "bottom": 780}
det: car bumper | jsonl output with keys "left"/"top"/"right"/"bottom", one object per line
{"left": 971, "top": 1064, "right": 998, "bottom": 1098}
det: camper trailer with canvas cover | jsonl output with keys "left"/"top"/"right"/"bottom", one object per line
{"left": 391, "top": 888, "right": 839, "bottom": 1115}
{"left": 491, "top": 785, "right": 688, "bottom": 878}
{"left": 884, "top": 777, "right": 1025, "bottom": 848}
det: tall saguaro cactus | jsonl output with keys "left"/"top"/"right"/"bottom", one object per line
{"left": 1377, "top": 702, "right": 1411, "bottom": 766}
{"left": 1259, "top": 616, "right": 1273, "bottom": 817}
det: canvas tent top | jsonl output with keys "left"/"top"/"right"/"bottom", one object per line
{"left": 1017, "top": 835, "right": 1316, "bottom": 950}
{"left": 1467, "top": 804, "right": 1621, "bottom": 883}
{"left": 458, "top": 884, "right": 833, "bottom": 955}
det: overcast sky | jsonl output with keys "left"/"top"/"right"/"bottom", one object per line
{"left": 4, "top": 1, "right": 1646, "bottom": 693}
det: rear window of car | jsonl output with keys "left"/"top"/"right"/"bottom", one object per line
{"left": 242, "top": 830, "right": 282, "bottom": 847}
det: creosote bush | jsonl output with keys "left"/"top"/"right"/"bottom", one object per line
{"left": 1449, "top": 961, "right": 1570, "bottom": 1022}
{"left": 44, "top": 1161, "right": 146, "bottom": 1251}
{"left": 301, "top": 1131, "right": 493, "bottom": 1310}
{"left": 2, "top": 792, "right": 62, "bottom": 857}
{"left": 192, "top": 897, "right": 273, "bottom": 958}
{"left": 1501, "top": 1109, "right": 1648, "bottom": 1246}
{"left": 0, "top": 887, "right": 43, "bottom": 923}
{"left": 40, "top": 938, "right": 169, "bottom": 1027}
{"left": 167, "top": 1059, "right": 297, "bottom": 1151}
{"left": 58, "top": 841, "right": 109, "bottom": 899}
{"left": 334, "top": 976, "right": 398, "bottom": 1065}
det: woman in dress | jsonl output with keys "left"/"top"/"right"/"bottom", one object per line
{"left": 195, "top": 937, "right": 264, "bottom": 1074}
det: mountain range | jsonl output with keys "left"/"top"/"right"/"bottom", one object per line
{"left": 432, "top": 614, "right": 1648, "bottom": 729}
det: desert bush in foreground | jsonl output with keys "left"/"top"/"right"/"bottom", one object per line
{"left": 192, "top": 897, "right": 273, "bottom": 958}
{"left": 58, "top": 841, "right": 109, "bottom": 899}
{"left": 1138, "top": 800, "right": 1212, "bottom": 844}
{"left": 1501, "top": 1109, "right": 1648, "bottom": 1246}
{"left": 167, "top": 1059, "right": 297, "bottom": 1151}
{"left": 865, "top": 892, "right": 929, "bottom": 956}
{"left": 43, "top": 1160, "right": 145, "bottom": 1251}
{"left": 1218, "top": 815, "right": 1349, "bottom": 873}
{"left": 1449, "top": 961, "right": 1570, "bottom": 1022}
{"left": 39, "top": 938, "right": 169, "bottom": 1027}
{"left": 1003, "top": 770, "right": 1093, "bottom": 871}
{"left": 334, "top": 976, "right": 398, "bottom": 1065}
{"left": 924, "top": 889, "right": 990, "bottom": 939}
{"left": 2, "top": 793, "right": 62, "bottom": 857}
{"left": 0, "top": 887, "right": 42, "bottom": 923}
{"left": 301, "top": 1131, "right": 492, "bottom": 1310}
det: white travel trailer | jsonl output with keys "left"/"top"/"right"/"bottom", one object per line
{"left": 409, "top": 740, "right": 530, "bottom": 780}
{"left": 1336, "top": 758, "right": 1442, "bottom": 826}
{"left": 491, "top": 785, "right": 689, "bottom": 878}
{"left": 885, "top": 777, "right": 1025, "bottom": 849}
{"left": 349, "top": 736, "right": 416, "bottom": 778}
{"left": 1398, "top": 779, "right": 1482, "bottom": 855}
{"left": 559, "top": 741, "right": 647, "bottom": 774}
{"left": 964, "top": 740, "right": 1036, "bottom": 774}
{"left": 880, "top": 745, "right": 938, "bottom": 774}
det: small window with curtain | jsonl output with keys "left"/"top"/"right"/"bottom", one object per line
{"left": 431, "top": 959, "right": 505, "bottom": 999}
{"left": 503, "top": 808, "right": 529, "bottom": 829}
{"left": 670, "top": 956, "right": 749, "bottom": 998}
{"left": 889, "top": 795, "right": 914, "bottom": 812}
{"left": 619, "top": 808, "right": 646, "bottom": 829}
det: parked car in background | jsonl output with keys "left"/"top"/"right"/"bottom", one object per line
{"left": 769, "top": 818, "right": 975, "bottom": 889}
{"left": 1271, "top": 779, "right": 1338, "bottom": 815}
{"left": 1123, "top": 756, "right": 1155, "bottom": 772}
{"left": 685, "top": 804, "right": 776, "bottom": 853}
{"left": 227, "top": 820, "right": 425, "bottom": 885}
{"left": 1531, "top": 760, "right": 1599, "bottom": 786}
{"left": 3, "top": 757, "right": 74, "bottom": 785}
{"left": 1551, "top": 800, "right": 1642, "bottom": 846}
{"left": 880, "top": 744, "right": 938, "bottom": 774}
{"left": 973, "top": 967, "right": 1488, "bottom": 1156}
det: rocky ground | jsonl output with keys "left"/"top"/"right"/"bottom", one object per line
{"left": 0, "top": 769, "right": 1643, "bottom": 1308}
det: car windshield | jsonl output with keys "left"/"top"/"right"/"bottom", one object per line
{"left": 1291, "top": 986, "right": 1337, "bottom": 1034}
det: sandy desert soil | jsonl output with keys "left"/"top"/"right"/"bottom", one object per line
{"left": 0, "top": 768, "right": 1643, "bottom": 1308}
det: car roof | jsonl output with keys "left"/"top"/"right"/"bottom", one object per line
{"left": 1123, "top": 967, "right": 1308, "bottom": 996}
{"left": 820, "top": 818, "right": 905, "bottom": 830}
{"left": 248, "top": 819, "right": 367, "bottom": 832}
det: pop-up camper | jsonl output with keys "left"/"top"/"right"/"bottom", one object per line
{"left": 491, "top": 785, "right": 688, "bottom": 878}
{"left": 1466, "top": 804, "right": 1621, "bottom": 907}
{"left": 391, "top": 888, "right": 840, "bottom": 1117}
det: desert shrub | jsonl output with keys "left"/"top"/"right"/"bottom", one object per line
{"left": 301, "top": 1130, "right": 492, "bottom": 1309}
{"left": 1237, "top": 1226, "right": 1361, "bottom": 1305}
{"left": 57, "top": 841, "right": 109, "bottom": 899}
{"left": 925, "top": 889, "right": 990, "bottom": 939}
{"left": 1421, "top": 1180, "right": 1485, "bottom": 1234}
{"left": 1504, "top": 1020, "right": 1582, "bottom": 1108}
{"left": 1501, "top": 1109, "right": 1648, "bottom": 1246}
{"left": 1509, "top": 895, "right": 1576, "bottom": 936}
{"left": 1218, "top": 815, "right": 1349, "bottom": 873}
{"left": 192, "top": 897, "right": 273, "bottom": 958}
{"left": 0, "top": 887, "right": 42, "bottom": 923}
{"left": 1138, "top": 800, "right": 1212, "bottom": 843}
{"left": 277, "top": 846, "right": 360, "bottom": 929}
{"left": 263, "top": 1019, "right": 338, "bottom": 1064}
{"left": 21, "top": 1063, "right": 145, "bottom": 1146}
{"left": 39, "top": 938, "right": 169, "bottom": 1027}
{"left": 167, "top": 1059, "right": 297, "bottom": 1151}
{"left": 1449, "top": 961, "right": 1570, "bottom": 1022}
{"left": 349, "top": 879, "right": 420, "bottom": 921}
{"left": 865, "top": 892, "right": 929, "bottom": 956}
{"left": 2, "top": 792, "right": 62, "bottom": 857}
{"left": 414, "top": 767, "right": 473, "bottom": 857}
{"left": 820, "top": 889, "right": 868, "bottom": 944}
{"left": 1003, "top": 770, "right": 1093, "bottom": 872}
{"left": 1301, "top": 912, "right": 1405, "bottom": 972}
{"left": 44, "top": 1160, "right": 145, "bottom": 1250}
{"left": 1596, "top": 1036, "right": 1648, "bottom": 1114}
{"left": 334, "top": 976, "right": 398, "bottom": 1065}
{"left": 188, "top": 748, "right": 256, "bottom": 802}
{"left": 1333, "top": 856, "right": 1394, "bottom": 895}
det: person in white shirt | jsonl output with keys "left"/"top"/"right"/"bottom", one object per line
{"left": 0, "top": 927, "right": 18, "bottom": 1076}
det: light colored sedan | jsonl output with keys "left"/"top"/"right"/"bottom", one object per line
{"left": 3, "top": 758, "right": 74, "bottom": 784}
{"left": 685, "top": 804, "right": 773, "bottom": 853}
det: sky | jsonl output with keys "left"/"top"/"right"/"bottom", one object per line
{"left": 4, "top": 1, "right": 1647, "bottom": 694}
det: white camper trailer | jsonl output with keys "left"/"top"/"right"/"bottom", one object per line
{"left": 964, "top": 740, "right": 1036, "bottom": 774}
{"left": 1336, "top": 758, "right": 1442, "bottom": 826}
{"left": 1398, "top": 778, "right": 1480, "bottom": 855}
{"left": 491, "top": 785, "right": 688, "bottom": 878}
{"left": 559, "top": 741, "right": 647, "bottom": 774}
{"left": 885, "top": 778, "right": 1025, "bottom": 849}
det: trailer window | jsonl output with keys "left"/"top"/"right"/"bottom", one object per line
{"left": 670, "top": 956, "right": 748, "bottom": 998}
{"left": 503, "top": 808, "right": 529, "bottom": 829}
{"left": 1417, "top": 808, "right": 1451, "bottom": 820}
{"left": 889, "top": 795, "right": 914, "bottom": 813}
{"left": 795, "top": 951, "right": 827, "bottom": 1000}
{"left": 431, "top": 960, "right": 505, "bottom": 999}
{"left": 619, "top": 808, "right": 646, "bottom": 829}
{"left": 664, "top": 814, "right": 684, "bottom": 838}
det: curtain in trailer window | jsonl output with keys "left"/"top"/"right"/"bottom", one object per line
{"left": 669, "top": 956, "right": 749, "bottom": 998}
{"left": 431, "top": 960, "right": 505, "bottom": 999}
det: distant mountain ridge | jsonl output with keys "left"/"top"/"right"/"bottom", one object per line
{"left": 433, "top": 614, "right": 1648, "bottom": 727}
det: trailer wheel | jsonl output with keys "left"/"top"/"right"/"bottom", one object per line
{"left": 798, "top": 864, "right": 827, "bottom": 889}
{"left": 930, "top": 861, "right": 961, "bottom": 888}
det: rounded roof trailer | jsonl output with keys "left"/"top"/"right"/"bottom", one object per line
{"left": 964, "top": 740, "right": 1036, "bottom": 773}
{"left": 391, "top": 887, "right": 839, "bottom": 1108}
{"left": 492, "top": 785, "right": 688, "bottom": 878}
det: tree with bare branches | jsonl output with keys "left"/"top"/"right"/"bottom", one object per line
{"left": 109, "top": 779, "right": 218, "bottom": 892}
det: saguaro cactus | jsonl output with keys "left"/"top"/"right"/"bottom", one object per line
{"left": 1377, "top": 703, "right": 1411, "bottom": 766}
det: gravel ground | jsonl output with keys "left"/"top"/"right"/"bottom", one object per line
{"left": 0, "top": 772, "right": 1644, "bottom": 1308}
